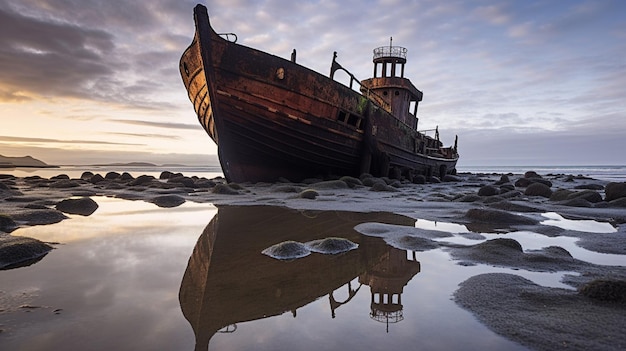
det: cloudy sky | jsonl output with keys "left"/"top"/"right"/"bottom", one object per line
{"left": 1, "top": 0, "right": 624, "bottom": 167}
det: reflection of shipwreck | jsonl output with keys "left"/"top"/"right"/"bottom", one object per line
{"left": 178, "top": 205, "right": 421, "bottom": 350}
{"left": 359, "top": 236, "right": 421, "bottom": 331}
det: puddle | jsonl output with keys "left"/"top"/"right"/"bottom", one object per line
{"left": 540, "top": 212, "right": 617, "bottom": 233}
{"left": 2, "top": 202, "right": 623, "bottom": 350}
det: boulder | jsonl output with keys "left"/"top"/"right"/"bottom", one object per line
{"left": 105, "top": 171, "right": 121, "bottom": 180}
{"left": 605, "top": 182, "right": 626, "bottom": 202}
{"left": 478, "top": 185, "right": 499, "bottom": 197}
{"left": 524, "top": 171, "right": 541, "bottom": 178}
{"left": 167, "top": 176, "right": 196, "bottom": 188}
{"left": 298, "top": 189, "right": 319, "bottom": 199}
{"left": 129, "top": 175, "right": 155, "bottom": 186}
{"left": 89, "top": 174, "right": 105, "bottom": 184}
{"left": 465, "top": 208, "right": 538, "bottom": 225}
{"left": 212, "top": 184, "right": 240, "bottom": 195}
{"left": 55, "top": 197, "right": 99, "bottom": 216}
{"left": 0, "top": 214, "right": 17, "bottom": 233}
{"left": 80, "top": 171, "right": 94, "bottom": 180}
{"left": 412, "top": 174, "right": 426, "bottom": 184}
{"left": 494, "top": 174, "right": 510, "bottom": 185}
{"left": 339, "top": 176, "right": 363, "bottom": 188}
{"left": 150, "top": 195, "right": 186, "bottom": 208}
{"left": 0, "top": 235, "right": 54, "bottom": 269}
{"left": 524, "top": 182, "right": 552, "bottom": 198}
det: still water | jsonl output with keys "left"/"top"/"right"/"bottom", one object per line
{"left": 3, "top": 197, "right": 614, "bottom": 350}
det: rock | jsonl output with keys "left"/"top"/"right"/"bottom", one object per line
{"left": 261, "top": 241, "right": 310, "bottom": 260}
{"left": 55, "top": 197, "right": 99, "bottom": 216}
{"left": 212, "top": 184, "right": 240, "bottom": 195}
{"left": 89, "top": 174, "right": 105, "bottom": 184}
{"left": 608, "top": 197, "right": 626, "bottom": 208}
{"left": 194, "top": 178, "right": 216, "bottom": 189}
{"left": 551, "top": 189, "right": 602, "bottom": 203}
{"left": 0, "top": 235, "right": 54, "bottom": 269}
{"left": 104, "top": 171, "right": 121, "bottom": 180}
{"left": 167, "top": 176, "right": 195, "bottom": 188}
{"left": 465, "top": 208, "right": 538, "bottom": 225}
{"left": 579, "top": 279, "right": 626, "bottom": 303}
{"left": 150, "top": 195, "right": 186, "bottom": 208}
{"left": 298, "top": 189, "right": 319, "bottom": 199}
{"left": 11, "top": 210, "right": 68, "bottom": 225}
{"left": 129, "top": 175, "right": 155, "bottom": 186}
{"left": 443, "top": 174, "right": 462, "bottom": 182}
{"left": 498, "top": 183, "right": 516, "bottom": 192}
{"left": 119, "top": 172, "right": 134, "bottom": 181}
{"left": 605, "top": 182, "right": 626, "bottom": 202}
{"left": 550, "top": 189, "right": 575, "bottom": 202}
{"left": 306, "top": 237, "right": 358, "bottom": 254}
{"left": 362, "top": 177, "right": 386, "bottom": 187}
{"left": 428, "top": 176, "right": 441, "bottom": 183}
{"left": 310, "top": 180, "right": 349, "bottom": 190}
{"left": 51, "top": 174, "right": 70, "bottom": 180}
{"left": 488, "top": 201, "right": 541, "bottom": 213}
{"left": 159, "top": 171, "right": 174, "bottom": 179}
{"left": 0, "top": 214, "right": 17, "bottom": 233}
{"left": 478, "top": 185, "right": 499, "bottom": 197}
{"left": 271, "top": 185, "right": 301, "bottom": 193}
{"left": 557, "top": 198, "right": 593, "bottom": 208}
{"left": 370, "top": 182, "right": 400, "bottom": 192}
{"left": 574, "top": 183, "right": 604, "bottom": 191}
{"left": 80, "top": 171, "right": 94, "bottom": 180}
{"left": 524, "top": 171, "right": 541, "bottom": 178}
{"left": 515, "top": 177, "right": 552, "bottom": 188}
{"left": 412, "top": 174, "right": 426, "bottom": 184}
{"left": 524, "top": 182, "right": 552, "bottom": 198}
{"left": 338, "top": 176, "right": 362, "bottom": 188}
{"left": 49, "top": 179, "right": 81, "bottom": 188}
{"left": 494, "top": 174, "right": 510, "bottom": 185}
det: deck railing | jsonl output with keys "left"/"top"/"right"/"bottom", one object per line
{"left": 373, "top": 45, "right": 407, "bottom": 60}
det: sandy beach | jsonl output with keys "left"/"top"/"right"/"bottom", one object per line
{"left": 1, "top": 170, "right": 625, "bottom": 350}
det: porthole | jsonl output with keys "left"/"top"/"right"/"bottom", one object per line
{"left": 276, "top": 67, "right": 285, "bottom": 80}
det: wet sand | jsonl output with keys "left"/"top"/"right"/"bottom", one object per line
{"left": 1, "top": 170, "right": 625, "bottom": 350}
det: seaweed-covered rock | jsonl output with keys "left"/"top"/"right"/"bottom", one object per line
{"left": 55, "top": 197, "right": 99, "bottom": 216}
{"left": 0, "top": 235, "right": 53, "bottom": 269}
{"left": 605, "top": 182, "right": 626, "bottom": 202}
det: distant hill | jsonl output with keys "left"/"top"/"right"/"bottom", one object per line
{"left": 89, "top": 162, "right": 158, "bottom": 167}
{"left": 0, "top": 154, "right": 54, "bottom": 168}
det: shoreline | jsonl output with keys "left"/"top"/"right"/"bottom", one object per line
{"left": 1, "top": 169, "right": 625, "bottom": 350}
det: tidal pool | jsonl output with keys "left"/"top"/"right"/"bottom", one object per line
{"left": 2, "top": 198, "right": 619, "bottom": 350}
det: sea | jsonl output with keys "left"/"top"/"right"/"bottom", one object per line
{"left": 3, "top": 164, "right": 626, "bottom": 182}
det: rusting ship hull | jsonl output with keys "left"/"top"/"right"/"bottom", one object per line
{"left": 180, "top": 4, "right": 458, "bottom": 183}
